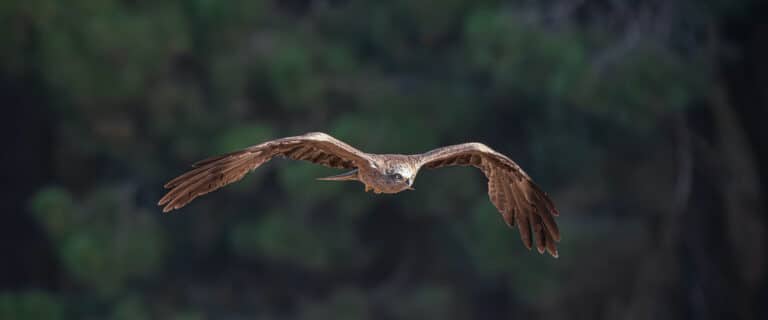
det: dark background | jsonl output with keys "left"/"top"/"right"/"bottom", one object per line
{"left": 1, "top": 0, "right": 766, "bottom": 319}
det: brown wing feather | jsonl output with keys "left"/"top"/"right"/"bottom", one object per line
{"left": 417, "top": 143, "right": 560, "bottom": 258}
{"left": 158, "top": 132, "right": 372, "bottom": 213}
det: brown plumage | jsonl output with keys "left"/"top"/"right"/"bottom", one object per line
{"left": 159, "top": 132, "right": 561, "bottom": 257}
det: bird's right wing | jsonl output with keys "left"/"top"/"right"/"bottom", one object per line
{"left": 416, "top": 143, "right": 560, "bottom": 257}
{"left": 159, "top": 132, "right": 373, "bottom": 212}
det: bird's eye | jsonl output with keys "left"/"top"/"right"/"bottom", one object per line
{"left": 393, "top": 173, "right": 403, "bottom": 180}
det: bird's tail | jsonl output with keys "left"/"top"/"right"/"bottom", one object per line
{"left": 316, "top": 169, "right": 359, "bottom": 181}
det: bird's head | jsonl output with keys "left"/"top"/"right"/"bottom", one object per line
{"left": 383, "top": 164, "right": 416, "bottom": 191}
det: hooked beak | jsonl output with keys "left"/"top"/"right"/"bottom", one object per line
{"left": 406, "top": 179, "right": 414, "bottom": 190}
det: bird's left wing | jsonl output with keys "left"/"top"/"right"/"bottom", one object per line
{"left": 416, "top": 143, "right": 561, "bottom": 257}
{"left": 159, "top": 132, "right": 373, "bottom": 212}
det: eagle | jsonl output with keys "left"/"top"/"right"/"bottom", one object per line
{"left": 159, "top": 132, "right": 561, "bottom": 257}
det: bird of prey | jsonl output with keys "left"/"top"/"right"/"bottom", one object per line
{"left": 159, "top": 132, "right": 561, "bottom": 257}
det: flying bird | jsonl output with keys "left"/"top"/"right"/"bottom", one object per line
{"left": 159, "top": 132, "right": 561, "bottom": 257}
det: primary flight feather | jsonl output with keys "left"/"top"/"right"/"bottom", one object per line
{"left": 159, "top": 132, "right": 561, "bottom": 257}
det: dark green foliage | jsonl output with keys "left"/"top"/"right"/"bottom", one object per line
{"left": 110, "top": 296, "right": 150, "bottom": 320}
{"left": 31, "top": 186, "right": 165, "bottom": 296}
{"left": 0, "top": 291, "right": 64, "bottom": 320}
{"left": 4, "top": 0, "right": 757, "bottom": 319}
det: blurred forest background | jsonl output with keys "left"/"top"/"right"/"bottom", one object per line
{"left": 1, "top": 0, "right": 767, "bottom": 319}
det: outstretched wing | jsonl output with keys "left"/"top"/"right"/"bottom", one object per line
{"left": 416, "top": 143, "right": 561, "bottom": 257}
{"left": 158, "top": 132, "right": 372, "bottom": 212}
